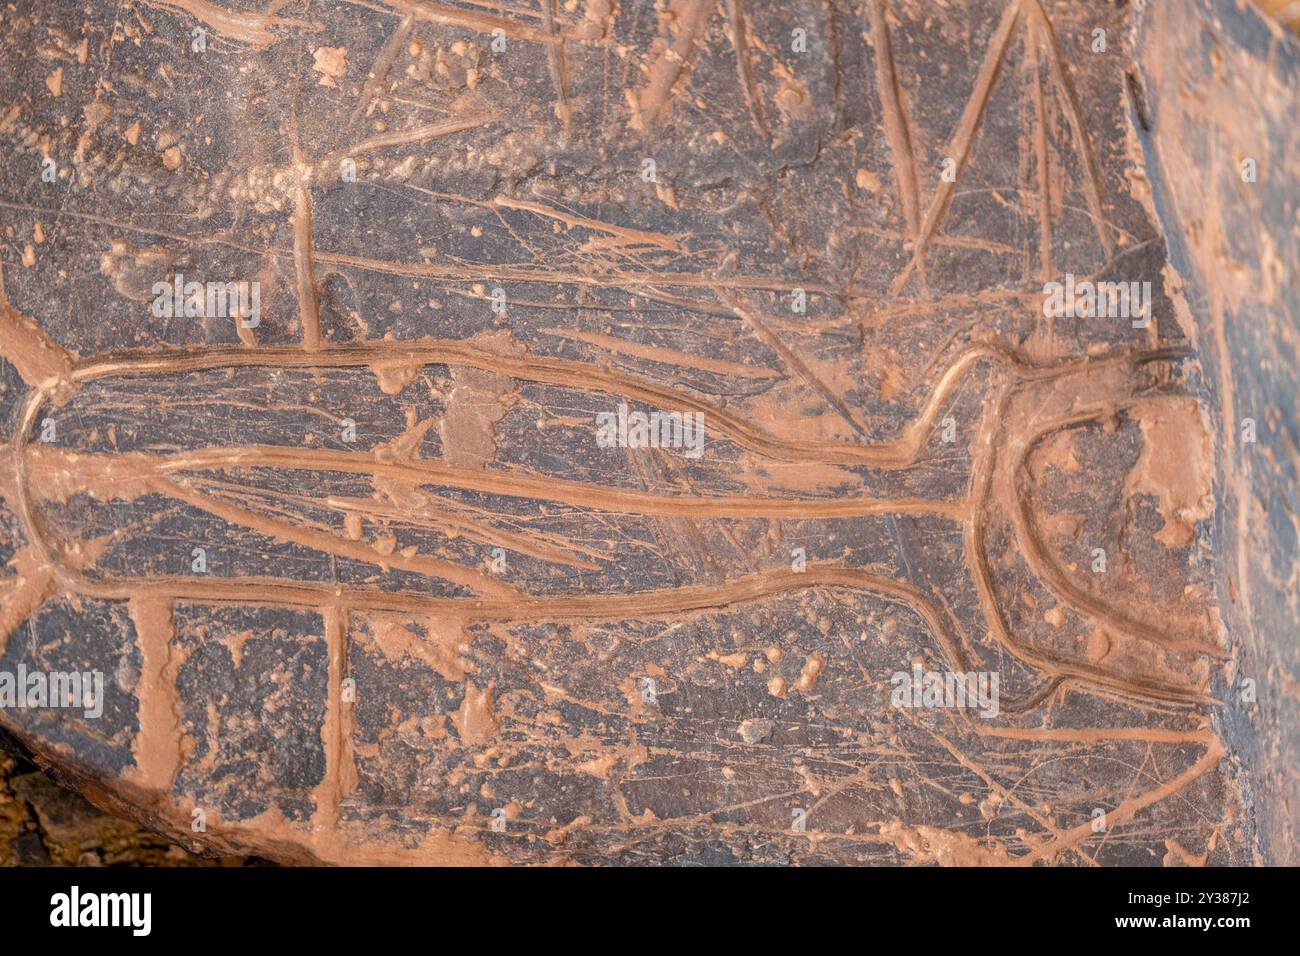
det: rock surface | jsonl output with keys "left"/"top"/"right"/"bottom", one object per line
{"left": 0, "top": 0, "right": 1294, "bottom": 865}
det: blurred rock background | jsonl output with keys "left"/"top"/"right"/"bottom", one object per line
{"left": 1, "top": 738, "right": 266, "bottom": 867}
{"left": 1, "top": 0, "right": 1294, "bottom": 869}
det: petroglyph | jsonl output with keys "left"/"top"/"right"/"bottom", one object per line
{"left": 0, "top": 0, "right": 1291, "bottom": 865}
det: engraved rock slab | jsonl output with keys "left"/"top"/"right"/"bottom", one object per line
{"left": 0, "top": 0, "right": 1295, "bottom": 865}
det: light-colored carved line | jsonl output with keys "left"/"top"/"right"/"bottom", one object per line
{"left": 321, "top": 248, "right": 835, "bottom": 293}
{"left": 13, "top": 426, "right": 979, "bottom": 686}
{"left": 318, "top": 491, "right": 610, "bottom": 570}
{"left": 0, "top": 262, "right": 75, "bottom": 391}
{"left": 492, "top": 194, "right": 687, "bottom": 253}
{"left": 632, "top": 0, "right": 720, "bottom": 135}
{"left": 1014, "top": 735, "right": 1224, "bottom": 865}
{"left": 126, "top": 597, "right": 184, "bottom": 791}
{"left": 0, "top": 198, "right": 840, "bottom": 295}
{"left": 319, "top": 113, "right": 497, "bottom": 169}
{"left": 23, "top": 443, "right": 970, "bottom": 521}
{"left": 718, "top": 290, "right": 875, "bottom": 441}
{"left": 868, "top": 0, "right": 922, "bottom": 240}
{"left": 976, "top": 725, "right": 1218, "bottom": 745}
{"left": 154, "top": 475, "right": 520, "bottom": 598}
{"left": 1024, "top": 0, "right": 1113, "bottom": 257}
{"left": 66, "top": 341, "right": 1185, "bottom": 472}
{"left": 313, "top": 606, "right": 348, "bottom": 831}
{"left": 0, "top": 546, "right": 55, "bottom": 657}
{"left": 348, "top": 14, "right": 414, "bottom": 127}
{"left": 33, "top": 563, "right": 973, "bottom": 672}
{"left": 369, "top": 0, "right": 556, "bottom": 44}
{"left": 173, "top": 447, "right": 969, "bottom": 518}
{"left": 14, "top": 389, "right": 974, "bottom": 677}
{"left": 292, "top": 144, "right": 322, "bottom": 351}
{"left": 1012, "top": 407, "right": 1227, "bottom": 658}
{"left": 1027, "top": 16, "right": 1053, "bottom": 285}
{"left": 725, "top": 0, "right": 768, "bottom": 137}
{"left": 136, "top": 0, "right": 318, "bottom": 48}
{"left": 540, "top": 327, "right": 772, "bottom": 378}
{"left": 890, "top": 0, "right": 1022, "bottom": 296}
{"left": 540, "top": 0, "right": 573, "bottom": 134}
{"left": 178, "top": 470, "right": 612, "bottom": 570}
{"left": 69, "top": 341, "right": 918, "bottom": 466}
{"left": 965, "top": 377, "right": 1214, "bottom": 708}
{"left": 6, "top": 300, "right": 1197, "bottom": 719}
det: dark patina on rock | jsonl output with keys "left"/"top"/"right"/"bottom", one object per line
{"left": 0, "top": 0, "right": 1296, "bottom": 865}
